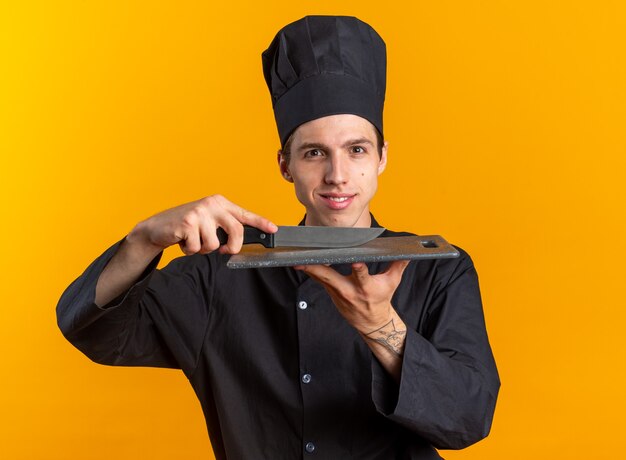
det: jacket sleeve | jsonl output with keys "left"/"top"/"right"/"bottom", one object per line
{"left": 371, "top": 250, "right": 500, "bottom": 450}
{"left": 56, "top": 238, "right": 214, "bottom": 375}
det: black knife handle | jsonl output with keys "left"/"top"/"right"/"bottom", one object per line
{"left": 216, "top": 225, "right": 274, "bottom": 248}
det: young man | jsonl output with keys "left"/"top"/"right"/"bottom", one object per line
{"left": 58, "top": 16, "right": 499, "bottom": 459}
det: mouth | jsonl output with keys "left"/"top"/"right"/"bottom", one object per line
{"left": 318, "top": 193, "right": 356, "bottom": 210}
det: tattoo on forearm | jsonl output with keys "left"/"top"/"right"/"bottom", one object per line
{"left": 365, "top": 319, "right": 406, "bottom": 356}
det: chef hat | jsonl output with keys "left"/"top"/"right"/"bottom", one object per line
{"left": 262, "top": 16, "right": 387, "bottom": 147}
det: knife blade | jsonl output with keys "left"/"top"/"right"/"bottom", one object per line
{"left": 217, "top": 225, "right": 385, "bottom": 249}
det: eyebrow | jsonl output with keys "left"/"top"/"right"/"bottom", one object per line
{"left": 296, "top": 137, "right": 375, "bottom": 152}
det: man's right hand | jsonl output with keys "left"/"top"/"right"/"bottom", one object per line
{"left": 127, "top": 194, "right": 277, "bottom": 258}
{"left": 95, "top": 195, "right": 276, "bottom": 307}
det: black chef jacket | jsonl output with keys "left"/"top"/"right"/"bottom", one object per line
{"left": 57, "top": 217, "right": 500, "bottom": 460}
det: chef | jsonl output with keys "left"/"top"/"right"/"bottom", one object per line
{"left": 57, "top": 15, "right": 499, "bottom": 459}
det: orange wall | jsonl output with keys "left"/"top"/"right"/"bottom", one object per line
{"left": 1, "top": 1, "right": 625, "bottom": 459}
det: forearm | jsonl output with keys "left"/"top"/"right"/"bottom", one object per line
{"left": 94, "top": 196, "right": 277, "bottom": 307}
{"left": 94, "top": 227, "right": 162, "bottom": 307}
{"left": 359, "top": 307, "right": 407, "bottom": 382}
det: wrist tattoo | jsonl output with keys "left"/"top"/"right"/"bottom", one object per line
{"left": 365, "top": 319, "right": 406, "bottom": 356}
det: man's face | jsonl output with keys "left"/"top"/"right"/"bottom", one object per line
{"left": 278, "top": 114, "right": 388, "bottom": 227}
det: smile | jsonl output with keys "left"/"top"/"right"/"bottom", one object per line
{"left": 319, "top": 194, "right": 356, "bottom": 210}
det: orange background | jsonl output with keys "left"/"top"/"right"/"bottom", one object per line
{"left": 1, "top": 1, "right": 625, "bottom": 459}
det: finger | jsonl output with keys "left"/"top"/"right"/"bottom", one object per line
{"left": 293, "top": 264, "right": 331, "bottom": 271}
{"left": 218, "top": 215, "right": 245, "bottom": 254}
{"left": 223, "top": 201, "right": 278, "bottom": 233}
{"left": 350, "top": 263, "right": 370, "bottom": 285}
{"left": 297, "top": 264, "right": 348, "bottom": 290}
{"left": 382, "top": 260, "right": 411, "bottom": 283}
{"left": 198, "top": 220, "right": 220, "bottom": 254}
{"left": 180, "top": 228, "right": 202, "bottom": 255}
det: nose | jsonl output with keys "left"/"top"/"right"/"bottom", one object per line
{"left": 324, "top": 153, "right": 348, "bottom": 185}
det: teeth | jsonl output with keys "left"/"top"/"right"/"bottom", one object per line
{"left": 328, "top": 196, "right": 349, "bottom": 202}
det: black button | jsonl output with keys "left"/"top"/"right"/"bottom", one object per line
{"left": 305, "top": 442, "right": 315, "bottom": 453}
{"left": 302, "top": 373, "right": 311, "bottom": 384}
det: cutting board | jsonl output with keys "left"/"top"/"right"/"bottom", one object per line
{"left": 227, "top": 235, "right": 459, "bottom": 269}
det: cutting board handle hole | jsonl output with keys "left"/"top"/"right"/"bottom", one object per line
{"left": 420, "top": 239, "right": 439, "bottom": 248}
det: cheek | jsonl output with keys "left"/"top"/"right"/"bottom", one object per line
{"left": 291, "top": 171, "right": 317, "bottom": 203}
{"left": 292, "top": 182, "right": 307, "bottom": 204}
{"left": 291, "top": 167, "right": 319, "bottom": 189}
{"left": 359, "top": 167, "right": 379, "bottom": 197}
{"left": 359, "top": 166, "right": 379, "bottom": 184}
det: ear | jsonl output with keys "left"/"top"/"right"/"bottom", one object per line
{"left": 277, "top": 149, "right": 293, "bottom": 183}
{"left": 377, "top": 140, "right": 388, "bottom": 175}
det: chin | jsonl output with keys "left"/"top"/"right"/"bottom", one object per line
{"left": 314, "top": 212, "right": 362, "bottom": 227}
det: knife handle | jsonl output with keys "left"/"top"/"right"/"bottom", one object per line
{"left": 216, "top": 225, "right": 275, "bottom": 248}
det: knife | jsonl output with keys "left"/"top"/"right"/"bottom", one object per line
{"left": 217, "top": 225, "right": 385, "bottom": 249}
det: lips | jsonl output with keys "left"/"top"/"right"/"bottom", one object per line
{"left": 319, "top": 193, "right": 356, "bottom": 210}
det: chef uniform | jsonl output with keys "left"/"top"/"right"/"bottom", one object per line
{"left": 57, "top": 16, "right": 499, "bottom": 460}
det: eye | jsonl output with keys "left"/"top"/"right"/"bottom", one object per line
{"left": 351, "top": 146, "right": 366, "bottom": 154}
{"left": 304, "top": 149, "right": 324, "bottom": 158}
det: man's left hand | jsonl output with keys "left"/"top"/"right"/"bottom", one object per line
{"left": 295, "top": 260, "right": 410, "bottom": 380}
{"left": 294, "top": 260, "right": 410, "bottom": 334}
